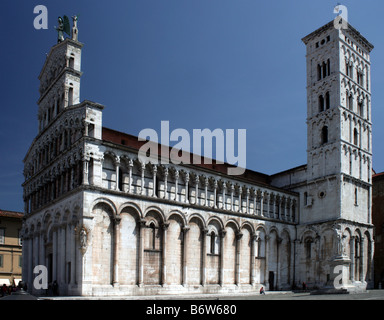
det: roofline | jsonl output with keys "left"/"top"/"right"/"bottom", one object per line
{"left": 270, "top": 164, "right": 308, "bottom": 177}
{"left": 0, "top": 210, "right": 24, "bottom": 219}
{"left": 301, "top": 20, "right": 374, "bottom": 52}
{"left": 101, "top": 127, "right": 300, "bottom": 196}
{"left": 373, "top": 172, "right": 384, "bottom": 179}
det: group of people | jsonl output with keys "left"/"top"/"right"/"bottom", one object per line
{"left": 1, "top": 282, "right": 25, "bottom": 297}
{"left": 0, "top": 280, "right": 59, "bottom": 298}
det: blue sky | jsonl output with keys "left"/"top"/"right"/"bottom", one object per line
{"left": 0, "top": 0, "right": 383, "bottom": 212}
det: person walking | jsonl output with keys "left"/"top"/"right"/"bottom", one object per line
{"left": 1, "top": 284, "right": 7, "bottom": 297}
{"left": 260, "top": 286, "right": 266, "bottom": 295}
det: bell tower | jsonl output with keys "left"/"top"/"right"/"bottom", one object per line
{"left": 37, "top": 16, "right": 83, "bottom": 133}
{"left": 301, "top": 20, "right": 374, "bottom": 225}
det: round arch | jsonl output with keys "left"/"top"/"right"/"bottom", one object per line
{"left": 224, "top": 218, "right": 241, "bottom": 232}
{"left": 167, "top": 210, "right": 187, "bottom": 227}
{"left": 144, "top": 206, "right": 166, "bottom": 224}
{"left": 118, "top": 201, "right": 143, "bottom": 219}
{"left": 90, "top": 197, "right": 117, "bottom": 219}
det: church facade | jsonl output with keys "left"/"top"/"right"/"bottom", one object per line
{"left": 21, "top": 19, "right": 375, "bottom": 296}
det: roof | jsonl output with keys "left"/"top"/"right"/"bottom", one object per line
{"left": 373, "top": 172, "right": 384, "bottom": 179}
{"left": 270, "top": 164, "right": 307, "bottom": 177}
{"left": 0, "top": 210, "right": 23, "bottom": 219}
{"left": 101, "top": 127, "right": 278, "bottom": 189}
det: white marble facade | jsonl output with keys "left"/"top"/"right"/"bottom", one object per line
{"left": 22, "top": 20, "right": 374, "bottom": 296}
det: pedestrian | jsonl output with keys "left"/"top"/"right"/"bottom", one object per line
{"left": 302, "top": 281, "right": 307, "bottom": 291}
{"left": 53, "top": 280, "right": 58, "bottom": 296}
{"left": 260, "top": 286, "right": 265, "bottom": 295}
{"left": 1, "top": 284, "right": 7, "bottom": 297}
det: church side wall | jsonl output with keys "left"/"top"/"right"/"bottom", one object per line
{"left": 80, "top": 189, "right": 297, "bottom": 296}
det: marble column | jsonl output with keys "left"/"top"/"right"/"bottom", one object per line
{"left": 250, "top": 233, "right": 257, "bottom": 286}
{"left": 213, "top": 180, "right": 218, "bottom": 208}
{"left": 174, "top": 170, "right": 179, "bottom": 201}
{"left": 201, "top": 228, "right": 208, "bottom": 286}
{"left": 194, "top": 176, "right": 199, "bottom": 205}
{"left": 360, "top": 238, "right": 365, "bottom": 282}
{"left": 184, "top": 172, "right": 190, "bottom": 204}
{"left": 235, "top": 232, "right": 243, "bottom": 285}
{"left": 152, "top": 165, "right": 157, "bottom": 197}
{"left": 219, "top": 230, "right": 227, "bottom": 286}
{"left": 82, "top": 158, "right": 89, "bottom": 186}
{"left": 163, "top": 168, "right": 168, "bottom": 200}
{"left": 204, "top": 177, "right": 209, "bottom": 207}
{"left": 140, "top": 162, "right": 145, "bottom": 196}
{"left": 182, "top": 226, "right": 190, "bottom": 286}
{"left": 128, "top": 159, "right": 133, "bottom": 193}
{"left": 138, "top": 219, "right": 146, "bottom": 287}
{"left": 350, "top": 236, "right": 355, "bottom": 282}
{"left": 238, "top": 186, "right": 242, "bottom": 213}
{"left": 112, "top": 216, "right": 121, "bottom": 286}
{"left": 161, "top": 223, "right": 169, "bottom": 286}
{"left": 222, "top": 183, "right": 227, "bottom": 210}
{"left": 115, "top": 160, "right": 120, "bottom": 191}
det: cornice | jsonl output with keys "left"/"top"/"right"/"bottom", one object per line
{"left": 302, "top": 20, "right": 374, "bottom": 53}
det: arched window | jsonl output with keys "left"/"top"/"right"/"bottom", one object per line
{"left": 346, "top": 91, "right": 350, "bottom": 109}
{"left": 210, "top": 231, "right": 216, "bottom": 254}
{"left": 321, "top": 126, "right": 328, "bottom": 144}
{"left": 358, "top": 101, "right": 364, "bottom": 117}
{"left": 68, "top": 86, "right": 74, "bottom": 106}
{"left": 155, "top": 174, "right": 160, "bottom": 198}
{"left": 325, "top": 92, "right": 330, "bottom": 109}
{"left": 257, "top": 238, "right": 262, "bottom": 257}
{"left": 347, "top": 94, "right": 353, "bottom": 111}
{"left": 318, "top": 95, "right": 324, "bottom": 112}
{"left": 61, "top": 92, "right": 65, "bottom": 110}
{"left": 63, "top": 130, "right": 68, "bottom": 149}
{"left": 102, "top": 155, "right": 116, "bottom": 190}
{"left": 317, "top": 64, "right": 322, "bottom": 81}
{"left": 353, "top": 128, "right": 359, "bottom": 145}
{"left": 355, "top": 237, "right": 360, "bottom": 279}
{"left": 69, "top": 56, "right": 75, "bottom": 69}
{"left": 149, "top": 222, "right": 156, "bottom": 249}
{"left": 118, "top": 166, "right": 123, "bottom": 191}
{"left": 322, "top": 62, "right": 327, "bottom": 78}
{"left": 327, "top": 59, "right": 331, "bottom": 76}
{"left": 305, "top": 238, "right": 312, "bottom": 259}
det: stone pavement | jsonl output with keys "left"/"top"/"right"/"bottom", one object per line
{"left": 39, "top": 289, "right": 384, "bottom": 300}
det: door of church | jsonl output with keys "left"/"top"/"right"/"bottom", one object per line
{"left": 269, "top": 271, "right": 274, "bottom": 291}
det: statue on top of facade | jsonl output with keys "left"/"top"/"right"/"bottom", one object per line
{"left": 55, "top": 16, "right": 71, "bottom": 43}
{"left": 71, "top": 15, "right": 79, "bottom": 41}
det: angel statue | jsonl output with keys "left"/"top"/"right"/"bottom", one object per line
{"left": 54, "top": 16, "right": 71, "bottom": 43}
